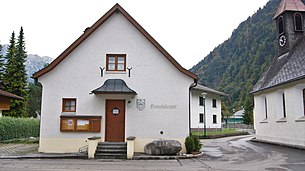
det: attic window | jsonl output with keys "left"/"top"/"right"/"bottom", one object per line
{"left": 106, "top": 54, "right": 126, "bottom": 71}
{"left": 278, "top": 16, "right": 284, "bottom": 35}
{"left": 294, "top": 13, "right": 303, "bottom": 31}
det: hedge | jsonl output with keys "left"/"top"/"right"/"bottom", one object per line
{"left": 0, "top": 117, "right": 40, "bottom": 141}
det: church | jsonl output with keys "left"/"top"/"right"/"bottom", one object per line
{"left": 252, "top": 0, "right": 305, "bottom": 149}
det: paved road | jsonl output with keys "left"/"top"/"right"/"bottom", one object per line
{"left": 0, "top": 135, "right": 304, "bottom": 171}
{"left": 199, "top": 135, "right": 305, "bottom": 171}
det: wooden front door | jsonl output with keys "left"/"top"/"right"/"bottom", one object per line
{"left": 105, "top": 100, "right": 125, "bottom": 142}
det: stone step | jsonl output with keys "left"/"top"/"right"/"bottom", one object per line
{"left": 96, "top": 145, "right": 127, "bottom": 150}
{"left": 98, "top": 142, "right": 127, "bottom": 146}
{"left": 95, "top": 142, "right": 127, "bottom": 159}
{"left": 96, "top": 148, "right": 127, "bottom": 153}
{"left": 94, "top": 153, "right": 127, "bottom": 159}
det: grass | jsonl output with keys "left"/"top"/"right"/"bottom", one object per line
{"left": 192, "top": 128, "right": 239, "bottom": 136}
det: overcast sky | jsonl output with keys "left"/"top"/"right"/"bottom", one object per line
{"left": 0, "top": 0, "right": 270, "bottom": 69}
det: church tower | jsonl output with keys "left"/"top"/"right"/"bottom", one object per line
{"left": 273, "top": 0, "right": 305, "bottom": 56}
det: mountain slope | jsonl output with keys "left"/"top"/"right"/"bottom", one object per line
{"left": 0, "top": 44, "right": 53, "bottom": 82}
{"left": 191, "top": 0, "right": 280, "bottom": 110}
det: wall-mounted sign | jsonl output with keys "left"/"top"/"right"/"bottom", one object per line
{"left": 112, "top": 108, "right": 120, "bottom": 115}
{"left": 136, "top": 99, "right": 145, "bottom": 111}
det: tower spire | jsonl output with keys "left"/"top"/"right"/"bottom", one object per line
{"left": 273, "top": 0, "right": 305, "bottom": 19}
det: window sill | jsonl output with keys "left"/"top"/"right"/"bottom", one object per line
{"left": 276, "top": 117, "right": 287, "bottom": 123}
{"left": 260, "top": 119, "right": 268, "bottom": 123}
{"left": 295, "top": 116, "right": 305, "bottom": 122}
{"left": 62, "top": 112, "right": 76, "bottom": 115}
{"left": 105, "top": 71, "right": 126, "bottom": 74}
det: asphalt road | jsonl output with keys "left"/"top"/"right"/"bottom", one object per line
{"left": 0, "top": 135, "right": 304, "bottom": 171}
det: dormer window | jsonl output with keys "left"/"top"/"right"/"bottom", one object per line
{"left": 294, "top": 13, "right": 303, "bottom": 31}
{"left": 278, "top": 16, "right": 284, "bottom": 35}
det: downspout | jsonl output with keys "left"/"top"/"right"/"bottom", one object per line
{"left": 189, "top": 79, "right": 197, "bottom": 135}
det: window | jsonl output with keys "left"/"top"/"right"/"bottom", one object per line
{"left": 294, "top": 13, "right": 303, "bottom": 31}
{"left": 265, "top": 97, "right": 268, "bottom": 119}
{"left": 60, "top": 116, "right": 101, "bottom": 132}
{"left": 62, "top": 98, "right": 76, "bottom": 112}
{"left": 278, "top": 16, "right": 284, "bottom": 35}
{"left": 213, "top": 115, "right": 217, "bottom": 124}
{"left": 199, "top": 113, "right": 204, "bottom": 123}
{"left": 212, "top": 99, "right": 217, "bottom": 108}
{"left": 303, "top": 89, "right": 305, "bottom": 116}
{"left": 199, "top": 96, "right": 204, "bottom": 106}
{"left": 106, "top": 54, "right": 126, "bottom": 71}
{"left": 282, "top": 93, "right": 286, "bottom": 118}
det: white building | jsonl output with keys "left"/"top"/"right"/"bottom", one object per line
{"left": 190, "top": 85, "right": 228, "bottom": 132}
{"left": 252, "top": 0, "right": 305, "bottom": 149}
{"left": 33, "top": 4, "right": 199, "bottom": 153}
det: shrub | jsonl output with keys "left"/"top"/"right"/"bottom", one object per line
{"left": 193, "top": 136, "right": 202, "bottom": 152}
{"left": 0, "top": 117, "right": 40, "bottom": 141}
{"left": 185, "top": 135, "right": 194, "bottom": 154}
{"left": 185, "top": 135, "right": 202, "bottom": 154}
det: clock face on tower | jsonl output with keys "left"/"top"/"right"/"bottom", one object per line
{"left": 279, "top": 35, "right": 286, "bottom": 47}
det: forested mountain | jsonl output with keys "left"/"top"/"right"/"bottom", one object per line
{"left": 191, "top": 0, "right": 281, "bottom": 111}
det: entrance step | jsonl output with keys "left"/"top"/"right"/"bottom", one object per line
{"left": 95, "top": 142, "right": 127, "bottom": 159}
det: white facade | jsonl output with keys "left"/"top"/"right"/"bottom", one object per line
{"left": 36, "top": 5, "right": 196, "bottom": 153}
{"left": 254, "top": 80, "right": 305, "bottom": 148}
{"left": 190, "top": 90, "right": 222, "bottom": 131}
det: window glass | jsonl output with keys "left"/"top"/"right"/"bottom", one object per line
{"left": 265, "top": 97, "right": 268, "bottom": 119}
{"left": 295, "top": 13, "right": 303, "bottom": 31}
{"left": 282, "top": 93, "right": 286, "bottom": 117}
{"left": 106, "top": 55, "right": 126, "bottom": 71}
{"left": 199, "top": 113, "right": 204, "bottom": 123}
{"left": 199, "top": 97, "right": 203, "bottom": 106}
{"left": 213, "top": 115, "right": 217, "bottom": 124}
{"left": 212, "top": 99, "right": 217, "bottom": 108}
{"left": 63, "top": 98, "right": 76, "bottom": 112}
{"left": 303, "top": 89, "right": 305, "bottom": 116}
{"left": 278, "top": 16, "right": 284, "bottom": 34}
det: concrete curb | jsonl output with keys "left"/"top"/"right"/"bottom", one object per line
{"left": 0, "top": 152, "right": 203, "bottom": 160}
{"left": 0, "top": 154, "right": 87, "bottom": 159}
{"left": 251, "top": 138, "right": 305, "bottom": 150}
{"left": 132, "top": 152, "right": 204, "bottom": 160}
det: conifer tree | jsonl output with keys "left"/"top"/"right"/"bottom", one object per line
{"left": 0, "top": 43, "right": 5, "bottom": 88}
{"left": 3, "top": 28, "right": 29, "bottom": 117}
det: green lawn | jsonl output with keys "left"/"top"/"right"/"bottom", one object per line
{"left": 192, "top": 128, "right": 239, "bottom": 136}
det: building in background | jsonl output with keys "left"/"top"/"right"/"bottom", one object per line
{"left": 0, "top": 89, "right": 24, "bottom": 117}
{"left": 252, "top": 0, "right": 305, "bottom": 148}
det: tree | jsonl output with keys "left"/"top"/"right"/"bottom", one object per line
{"left": 3, "top": 27, "right": 29, "bottom": 117}
{"left": 221, "top": 101, "right": 232, "bottom": 125}
{"left": 0, "top": 43, "right": 5, "bottom": 88}
{"left": 243, "top": 95, "right": 254, "bottom": 125}
{"left": 27, "top": 82, "right": 42, "bottom": 118}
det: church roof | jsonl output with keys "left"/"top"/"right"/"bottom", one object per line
{"left": 273, "top": 0, "right": 305, "bottom": 19}
{"left": 252, "top": 37, "right": 305, "bottom": 93}
{"left": 32, "top": 3, "right": 197, "bottom": 80}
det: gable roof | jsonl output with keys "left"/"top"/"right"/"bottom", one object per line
{"left": 33, "top": 3, "right": 197, "bottom": 80}
{"left": 0, "top": 89, "right": 24, "bottom": 100}
{"left": 191, "top": 84, "right": 229, "bottom": 96}
{"left": 273, "top": 0, "right": 305, "bottom": 19}
{"left": 252, "top": 37, "right": 305, "bottom": 93}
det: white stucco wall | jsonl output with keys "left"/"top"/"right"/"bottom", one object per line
{"left": 190, "top": 91, "right": 222, "bottom": 130}
{"left": 254, "top": 80, "right": 305, "bottom": 148}
{"left": 38, "top": 12, "right": 194, "bottom": 152}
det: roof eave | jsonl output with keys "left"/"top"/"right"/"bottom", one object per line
{"left": 33, "top": 3, "right": 197, "bottom": 80}
{"left": 251, "top": 75, "right": 305, "bottom": 94}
